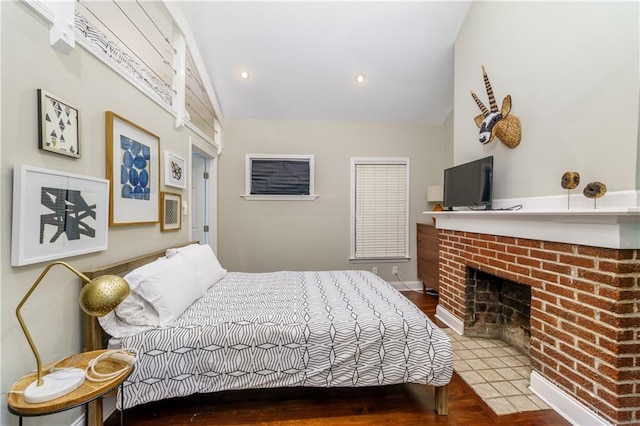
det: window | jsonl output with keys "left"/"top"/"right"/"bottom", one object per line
{"left": 350, "top": 158, "right": 409, "bottom": 260}
{"left": 242, "top": 154, "right": 318, "bottom": 200}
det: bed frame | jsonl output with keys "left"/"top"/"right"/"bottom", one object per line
{"left": 81, "top": 245, "right": 449, "bottom": 425}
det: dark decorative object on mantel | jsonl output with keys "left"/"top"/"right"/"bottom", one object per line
{"left": 561, "top": 171, "right": 580, "bottom": 209}
{"left": 470, "top": 66, "right": 522, "bottom": 148}
{"left": 583, "top": 181, "right": 607, "bottom": 208}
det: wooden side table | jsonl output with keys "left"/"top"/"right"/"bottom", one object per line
{"left": 8, "top": 349, "right": 133, "bottom": 426}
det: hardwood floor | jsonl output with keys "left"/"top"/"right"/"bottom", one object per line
{"left": 105, "top": 291, "right": 570, "bottom": 426}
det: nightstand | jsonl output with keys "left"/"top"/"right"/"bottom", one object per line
{"left": 8, "top": 349, "right": 133, "bottom": 426}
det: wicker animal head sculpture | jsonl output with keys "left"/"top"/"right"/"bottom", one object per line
{"left": 470, "top": 66, "right": 521, "bottom": 148}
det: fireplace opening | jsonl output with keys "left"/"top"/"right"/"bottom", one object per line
{"left": 464, "top": 267, "right": 531, "bottom": 355}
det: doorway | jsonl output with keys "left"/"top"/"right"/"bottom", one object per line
{"left": 190, "top": 142, "right": 217, "bottom": 250}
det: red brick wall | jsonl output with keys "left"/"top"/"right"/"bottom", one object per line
{"left": 438, "top": 229, "right": 640, "bottom": 425}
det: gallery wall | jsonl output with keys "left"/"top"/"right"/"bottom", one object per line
{"left": 0, "top": 2, "right": 195, "bottom": 424}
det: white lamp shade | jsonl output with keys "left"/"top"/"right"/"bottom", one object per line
{"left": 426, "top": 185, "right": 443, "bottom": 202}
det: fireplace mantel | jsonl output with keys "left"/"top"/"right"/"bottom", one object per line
{"left": 427, "top": 208, "right": 640, "bottom": 249}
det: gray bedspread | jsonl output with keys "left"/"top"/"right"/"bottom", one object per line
{"left": 118, "top": 270, "right": 453, "bottom": 409}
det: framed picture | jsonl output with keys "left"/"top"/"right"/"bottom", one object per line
{"left": 106, "top": 111, "right": 160, "bottom": 226}
{"left": 37, "top": 89, "right": 80, "bottom": 158}
{"left": 164, "top": 151, "right": 187, "bottom": 189}
{"left": 160, "top": 192, "right": 182, "bottom": 232}
{"left": 11, "top": 165, "right": 109, "bottom": 266}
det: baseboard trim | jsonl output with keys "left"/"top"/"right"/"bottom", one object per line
{"left": 435, "top": 304, "right": 464, "bottom": 335}
{"left": 390, "top": 280, "right": 422, "bottom": 292}
{"left": 71, "top": 414, "right": 85, "bottom": 426}
{"left": 529, "top": 371, "right": 609, "bottom": 426}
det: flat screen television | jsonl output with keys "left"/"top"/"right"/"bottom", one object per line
{"left": 442, "top": 156, "right": 493, "bottom": 210}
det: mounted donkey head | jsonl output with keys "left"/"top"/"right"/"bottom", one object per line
{"left": 470, "top": 66, "right": 521, "bottom": 148}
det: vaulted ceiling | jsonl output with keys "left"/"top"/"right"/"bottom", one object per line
{"left": 179, "top": 1, "right": 472, "bottom": 124}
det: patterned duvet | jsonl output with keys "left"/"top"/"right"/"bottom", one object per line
{"left": 117, "top": 270, "right": 453, "bottom": 409}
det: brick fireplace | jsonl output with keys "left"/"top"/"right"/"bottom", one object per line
{"left": 436, "top": 226, "right": 640, "bottom": 425}
{"left": 464, "top": 267, "right": 532, "bottom": 355}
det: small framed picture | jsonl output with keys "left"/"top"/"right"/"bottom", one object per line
{"left": 38, "top": 89, "right": 80, "bottom": 158}
{"left": 11, "top": 165, "right": 109, "bottom": 266}
{"left": 164, "top": 151, "right": 187, "bottom": 189}
{"left": 160, "top": 192, "right": 182, "bottom": 232}
{"left": 106, "top": 111, "right": 160, "bottom": 226}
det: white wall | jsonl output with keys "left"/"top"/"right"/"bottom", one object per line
{"left": 454, "top": 1, "right": 639, "bottom": 201}
{"left": 0, "top": 1, "right": 4, "bottom": 414}
{"left": 1, "top": 3, "right": 195, "bottom": 424}
{"left": 218, "top": 119, "right": 443, "bottom": 283}
{"left": 443, "top": 109, "right": 454, "bottom": 169}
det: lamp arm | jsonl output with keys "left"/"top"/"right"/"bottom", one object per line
{"left": 15, "top": 261, "right": 91, "bottom": 387}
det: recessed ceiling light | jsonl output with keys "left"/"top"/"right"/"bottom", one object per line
{"left": 240, "top": 70, "right": 250, "bottom": 80}
{"left": 355, "top": 73, "right": 366, "bottom": 84}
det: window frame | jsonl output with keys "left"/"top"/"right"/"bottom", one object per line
{"left": 242, "top": 154, "right": 318, "bottom": 201}
{"left": 350, "top": 157, "right": 410, "bottom": 262}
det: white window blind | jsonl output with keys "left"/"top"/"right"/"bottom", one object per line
{"left": 351, "top": 158, "right": 409, "bottom": 260}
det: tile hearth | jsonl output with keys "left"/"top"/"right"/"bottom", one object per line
{"left": 442, "top": 328, "right": 550, "bottom": 415}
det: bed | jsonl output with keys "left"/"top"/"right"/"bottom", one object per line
{"left": 81, "top": 243, "right": 453, "bottom": 424}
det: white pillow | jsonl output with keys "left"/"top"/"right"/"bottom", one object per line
{"left": 98, "top": 292, "right": 158, "bottom": 338}
{"left": 119, "top": 255, "right": 167, "bottom": 292}
{"left": 99, "top": 256, "right": 168, "bottom": 337}
{"left": 130, "top": 254, "right": 203, "bottom": 326}
{"left": 99, "top": 252, "right": 211, "bottom": 336}
{"left": 166, "top": 244, "right": 226, "bottom": 292}
{"left": 165, "top": 243, "right": 198, "bottom": 258}
{"left": 105, "top": 254, "right": 201, "bottom": 329}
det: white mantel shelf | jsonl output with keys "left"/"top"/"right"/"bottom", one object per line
{"left": 426, "top": 208, "right": 640, "bottom": 249}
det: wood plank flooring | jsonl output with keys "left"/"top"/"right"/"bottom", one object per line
{"left": 105, "top": 291, "right": 570, "bottom": 426}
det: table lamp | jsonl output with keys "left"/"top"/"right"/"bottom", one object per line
{"left": 427, "top": 185, "right": 443, "bottom": 211}
{"left": 15, "top": 261, "right": 130, "bottom": 404}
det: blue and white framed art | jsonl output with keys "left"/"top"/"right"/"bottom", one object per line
{"left": 106, "top": 111, "right": 160, "bottom": 226}
{"left": 164, "top": 151, "right": 186, "bottom": 189}
{"left": 11, "top": 165, "right": 109, "bottom": 266}
{"left": 37, "top": 89, "right": 80, "bottom": 158}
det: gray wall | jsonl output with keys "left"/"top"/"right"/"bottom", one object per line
{"left": 454, "top": 1, "right": 639, "bottom": 200}
{"left": 218, "top": 119, "right": 444, "bottom": 282}
{"left": 1, "top": 3, "right": 195, "bottom": 424}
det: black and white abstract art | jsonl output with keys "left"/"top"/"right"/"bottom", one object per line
{"left": 38, "top": 89, "right": 80, "bottom": 158}
{"left": 40, "top": 187, "right": 97, "bottom": 244}
{"left": 164, "top": 151, "right": 186, "bottom": 189}
{"left": 160, "top": 192, "right": 181, "bottom": 232}
{"left": 12, "top": 165, "right": 109, "bottom": 266}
